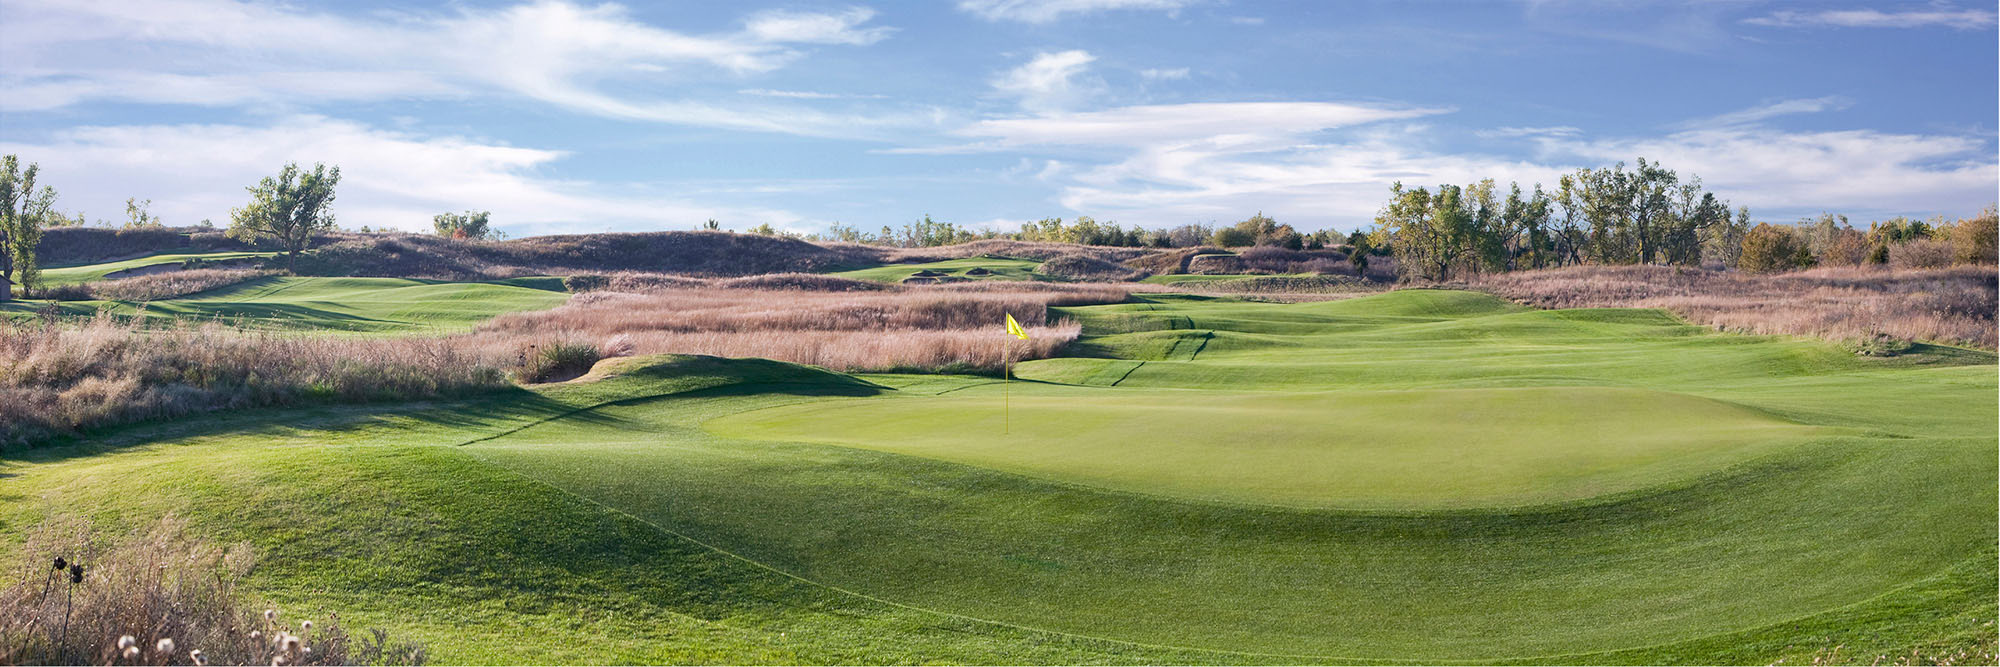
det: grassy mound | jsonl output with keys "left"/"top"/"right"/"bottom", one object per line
{"left": 1036, "top": 254, "right": 1149, "bottom": 282}
{"left": 832, "top": 256, "right": 1046, "bottom": 283}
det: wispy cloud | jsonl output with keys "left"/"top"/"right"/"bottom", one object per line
{"left": 991, "top": 50, "right": 1102, "bottom": 112}
{"left": 1673, "top": 96, "right": 1853, "bottom": 130}
{"left": 1139, "top": 67, "right": 1191, "bottom": 81}
{"left": 957, "top": 0, "right": 1197, "bottom": 23}
{"left": 0, "top": 0, "right": 903, "bottom": 137}
{"left": 0, "top": 116, "right": 804, "bottom": 235}
{"left": 1745, "top": 5, "right": 1997, "bottom": 29}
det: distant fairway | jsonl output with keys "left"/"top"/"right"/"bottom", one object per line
{"left": 39, "top": 249, "right": 280, "bottom": 285}
{"left": 6, "top": 274, "right": 568, "bottom": 332}
{"left": 832, "top": 256, "right": 1045, "bottom": 282}
{"left": 3, "top": 289, "right": 1992, "bottom": 663}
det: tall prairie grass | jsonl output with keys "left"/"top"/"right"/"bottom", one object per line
{"left": 89, "top": 269, "right": 276, "bottom": 301}
{"left": 2, "top": 284, "right": 1129, "bottom": 446}
{"left": 0, "top": 313, "right": 504, "bottom": 447}
{"left": 1473, "top": 264, "right": 1997, "bottom": 348}
{"left": 0, "top": 515, "right": 425, "bottom": 665}
{"left": 470, "top": 283, "right": 1122, "bottom": 372}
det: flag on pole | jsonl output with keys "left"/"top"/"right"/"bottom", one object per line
{"left": 1005, "top": 313, "right": 1030, "bottom": 340}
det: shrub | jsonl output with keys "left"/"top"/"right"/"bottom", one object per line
{"left": 1739, "top": 223, "right": 1812, "bottom": 274}
{"left": 90, "top": 269, "right": 272, "bottom": 301}
{"left": 1037, "top": 254, "right": 1149, "bottom": 282}
{"left": 39, "top": 283, "right": 93, "bottom": 301}
{"left": 562, "top": 274, "right": 609, "bottom": 292}
{"left": 1890, "top": 238, "right": 1954, "bottom": 269}
{"left": 1950, "top": 206, "right": 1997, "bottom": 264}
{"left": 0, "top": 514, "right": 426, "bottom": 666}
{"left": 1212, "top": 228, "right": 1254, "bottom": 248}
{"left": 512, "top": 340, "right": 601, "bottom": 383}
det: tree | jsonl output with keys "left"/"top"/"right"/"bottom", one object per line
{"left": 125, "top": 198, "right": 163, "bottom": 228}
{"left": 1212, "top": 226, "right": 1253, "bottom": 247}
{"left": 0, "top": 155, "right": 58, "bottom": 300}
{"left": 1347, "top": 230, "right": 1371, "bottom": 274}
{"left": 1739, "top": 223, "right": 1810, "bottom": 274}
{"left": 228, "top": 162, "right": 341, "bottom": 268}
{"left": 1949, "top": 205, "right": 1997, "bottom": 265}
{"left": 433, "top": 210, "right": 493, "bottom": 240}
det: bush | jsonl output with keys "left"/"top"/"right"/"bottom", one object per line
{"left": 562, "top": 274, "right": 609, "bottom": 292}
{"left": 512, "top": 341, "right": 601, "bottom": 383}
{"left": 1037, "top": 254, "right": 1149, "bottom": 282}
{"left": 1951, "top": 207, "right": 1997, "bottom": 264}
{"left": 1891, "top": 238, "right": 1954, "bottom": 269}
{"left": 1739, "top": 223, "right": 1812, "bottom": 274}
{"left": 1212, "top": 228, "right": 1254, "bottom": 248}
{"left": 39, "top": 283, "right": 94, "bottom": 301}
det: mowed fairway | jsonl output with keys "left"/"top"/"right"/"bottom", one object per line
{"left": 4, "top": 274, "right": 569, "bottom": 332}
{"left": 3, "top": 290, "right": 1992, "bottom": 663}
{"left": 707, "top": 386, "right": 1828, "bottom": 509}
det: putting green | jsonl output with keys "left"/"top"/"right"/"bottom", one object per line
{"left": 706, "top": 386, "right": 1826, "bottom": 509}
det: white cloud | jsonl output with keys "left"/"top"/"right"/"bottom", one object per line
{"left": 952, "top": 101, "right": 1450, "bottom": 148}
{"left": 0, "top": 117, "right": 802, "bottom": 235}
{"left": 1671, "top": 96, "right": 1852, "bottom": 130}
{"left": 957, "top": 0, "right": 1197, "bottom": 23}
{"left": 1139, "top": 67, "right": 1191, "bottom": 81}
{"left": 991, "top": 50, "right": 1101, "bottom": 112}
{"left": 1745, "top": 5, "right": 1997, "bottom": 29}
{"left": 893, "top": 99, "right": 1993, "bottom": 231}
{"left": 1536, "top": 127, "right": 1996, "bottom": 214}
{"left": 0, "top": 0, "right": 902, "bottom": 137}
{"left": 1477, "top": 126, "right": 1583, "bottom": 139}
{"left": 743, "top": 7, "right": 894, "bottom": 45}
{"left": 1227, "top": 16, "right": 1265, "bottom": 26}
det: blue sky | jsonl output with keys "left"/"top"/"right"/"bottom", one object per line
{"left": 1, "top": 0, "right": 1994, "bottom": 237}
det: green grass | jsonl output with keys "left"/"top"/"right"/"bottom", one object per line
{"left": 1139, "top": 272, "right": 1312, "bottom": 284}
{"left": 1, "top": 289, "right": 1992, "bottom": 663}
{"left": 831, "top": 256, "right": 1046, "bottom": 283}
{"left": 3, "top": 275, "right": 569, "bottom": 333}
{"left": 39, "top": 249, "right": 279, "bottom": 285}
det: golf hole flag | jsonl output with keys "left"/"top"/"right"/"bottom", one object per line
{"left": 1005, "top": 313, "right": 1030, "bottom": 340}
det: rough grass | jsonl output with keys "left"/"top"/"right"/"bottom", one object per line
{"left": 85, "top": 269, "right": 276, "bottom": 301}
{"left": 1471, "top": 264, "right": 1998, "bottom": 348}
{"left": 471, "top": 284, "right": 1128, "bottom": 372}
{"left": 0, "top": 515, "right": 423, "bottom": 666}
{"left": 0, "top": 313, "right": 507, "bottom": 448}
{"left": 1036, "top": 254, "right": 1150, "bottom": 282}
{"left": 1, "top": 291, "right": 1986, "bottom": 663}
{"left": 4, "top": 276, "right": 573, "bottom": 333}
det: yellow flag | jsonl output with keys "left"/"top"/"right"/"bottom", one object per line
{"left": 1005, "top": 313, "right": 1030, "bottom": 340}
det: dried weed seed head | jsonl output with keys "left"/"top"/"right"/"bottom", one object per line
{"left": 155, "top": 638, "right": 175, "bottom": 655}
{"left": 53, "top": 555, "right": 66, "bottom": 571}
{"left": 118, "top": 635, "right": 137, "bottom": 650}
{"left": 69, "top": 563, "right": 84, "bottom": 583}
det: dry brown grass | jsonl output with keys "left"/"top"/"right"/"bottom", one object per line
{"left": 0, "top": 313, "right": 505, "bottom": 447}
{"left": 1472, "top": 264, "right": 1998, "bottom": 348}
{"left": 89, "top": 269, "right": 276, "bottom": 301}
{"left": 470, "top": 283, "right": 1126, "bottom": 372}
{"left": 1, "top": 515, "right": 424, "bottom": 665}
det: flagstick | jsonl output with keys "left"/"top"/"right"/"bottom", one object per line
{"left": 1003, "top": 336, "right": 1011, "bottom": 435}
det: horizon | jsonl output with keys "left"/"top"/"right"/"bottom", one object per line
{"left": 2, "top": 0, "right": 1995, "bottom": 238}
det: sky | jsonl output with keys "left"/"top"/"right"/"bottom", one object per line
{"left": 1, "top": 0, "right": 1995, "bottom": 238}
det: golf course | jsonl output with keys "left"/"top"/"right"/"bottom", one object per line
{"left": 4, "top": 284, "right": 1991, "bottom": 664}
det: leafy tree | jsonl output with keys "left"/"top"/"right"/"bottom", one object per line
{"left": 0, "top": 155, "right": 58, "bottom": 300}
{"left": 1949, "top": 205, "right": 1997, "bottom": 264}
{"left": 1347, "top": 230, "right": 1371, "bottom": 274}
{"left": 125, "top": 197, "right": 163, "bottom": 228}
{"left": 1212, "top": 226, "right": 1253, "bottom": 247}
{"left": 1739, "top": 223, "right": 1811, "bottom": 274}
{"left": 432, "top": 210, "right": 493, "bottom": 240}
{"left": 227, "top": 162, "right": 342, "bottom": 268}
